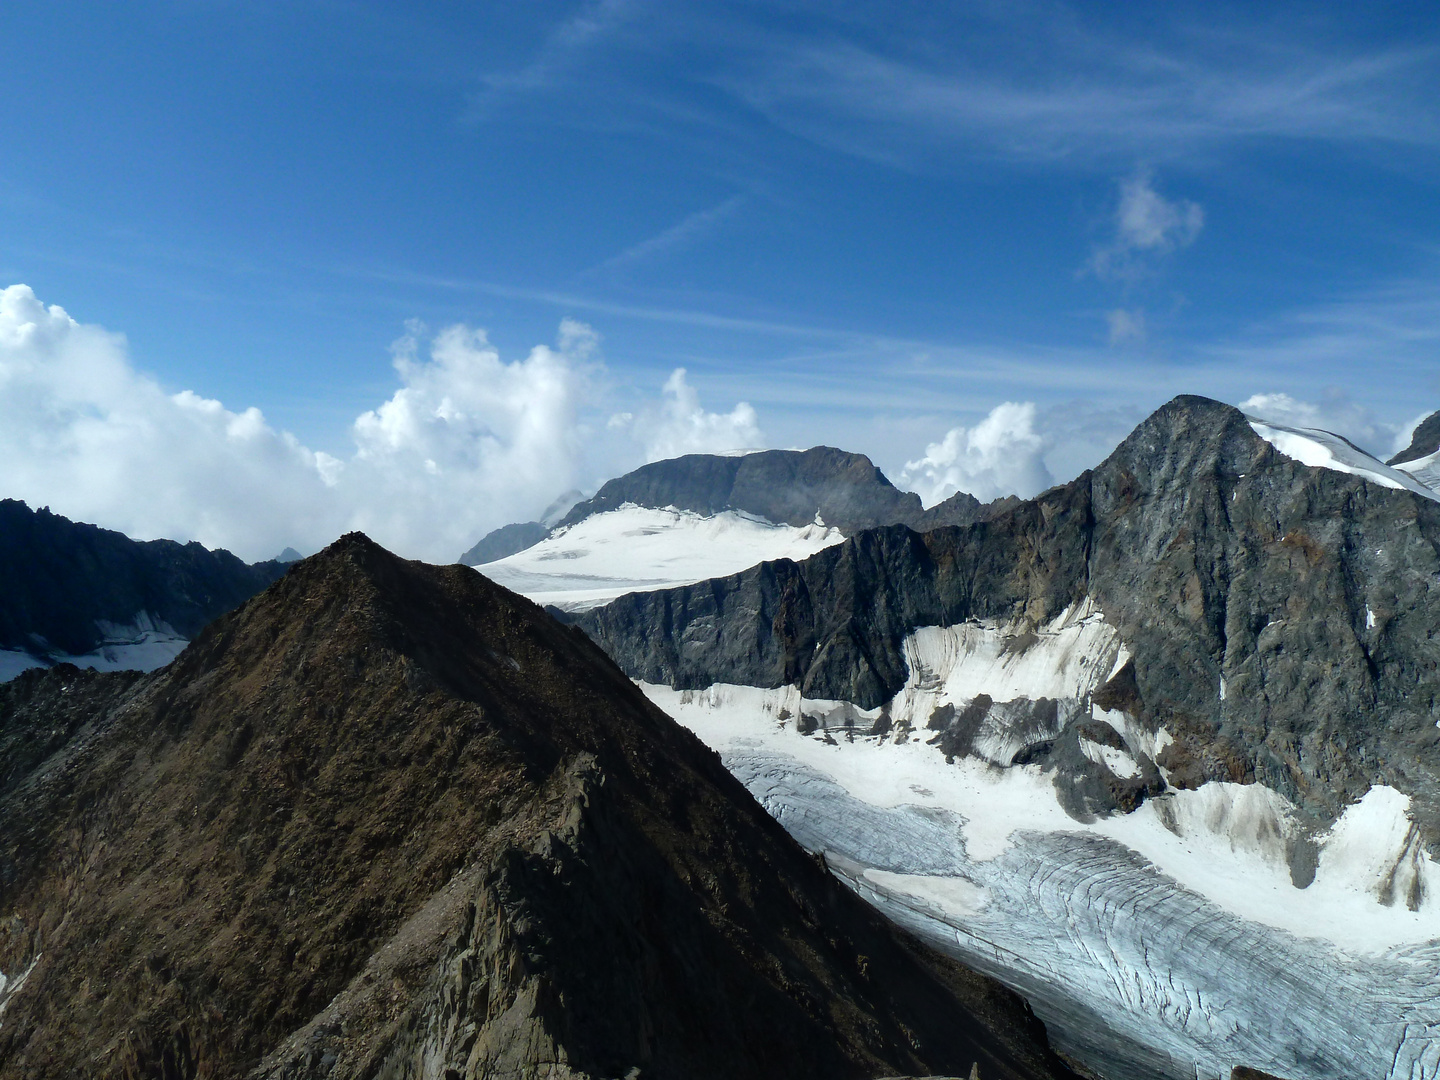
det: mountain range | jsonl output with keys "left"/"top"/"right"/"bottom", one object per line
{"left": 3, "top": 397, "right": 1439, "bottom": 1079}
{"left": 0, "top": 535, "right": 1077, "bottom": 1080}
{"left": 457, "top": 447, "right": 1018, "bottom": 613}
{"left": 0, "top": 500, "right": 286, "bottom": 680}
{"left": 565, "top": 397, "right": 1440, "bottom": 1079}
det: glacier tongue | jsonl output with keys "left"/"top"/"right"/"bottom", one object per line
{"left": 639, "top": 601, "right": 1440, "bottom": 1080}
{"left": 711, "top": 738, "right": 1440, "bottom": 1080}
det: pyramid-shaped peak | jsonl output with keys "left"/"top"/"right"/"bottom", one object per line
{"left": 0, "top": 533, "right": 1077, "bottom": 1080}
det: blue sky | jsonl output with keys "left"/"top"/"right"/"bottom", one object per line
{"left": 2, "top": 1, "right": 1439, "bottom": 560}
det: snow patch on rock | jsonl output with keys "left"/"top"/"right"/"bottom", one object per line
{"left": 1081, "top": 738, "right": 1141, "bottom": 779}
{"left": 1155, "top": 781, "right": 1295, "bottom": 864}
{"left": 888, "top": 599, "right": 1124, "bottom": 732}
{"left": 1394, "top": 447, "right": 1440, "bottom": 494}
{"left": 0, "top": 954, "right": 39, "bottom": 1027}
{"left": 1316, "top": 786, "right": 1439, "bottom": 911}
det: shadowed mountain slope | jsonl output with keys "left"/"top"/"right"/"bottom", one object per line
{"left": 0, "top": 535, "right": 1077, "bottom": 1080}
{"left": 0, "top": 499, "right": 286, "bottom": 658}
{"left": 1389, "top": 410, "right": 1440, "bottom": 466}
{"left": 577, "top": 396, "right": 1440, "bottom": 841}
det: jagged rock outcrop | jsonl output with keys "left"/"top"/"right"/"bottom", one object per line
{"left": 1389, "top": 411, "right": 1440, "bottom": 466}
{"left": 0, "top": 535, "right": 1078, "bottom": 1080}
{"left": 0, "top": 499, "right": 286, "bottom": 658}
{"left": 576, "top": 396, "right": 1440, "bottom": 841}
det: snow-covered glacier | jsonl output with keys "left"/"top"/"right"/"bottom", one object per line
{"left": 473, "top": 503, "right": 845, "bottom": 611}
{"left": 0, "top": 611, "right": 189, "bottom": 682}
{"left": 641, "top": 602, "right": 1440, "bottom": 1080}
{"left": 1247, "top": 417, "right": 1440, "bottom": 502}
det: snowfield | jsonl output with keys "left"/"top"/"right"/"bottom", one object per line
{"left": 640, "top": 602, "right": 1440, "bottom": 1080}
{"left": 0, "top": 612, "right": 189, "bottom": 682}
{"left": 473, "top": 504, "right": 845, "bottom": 610}
{"left": 1396, "top": 447, "right": 1440, "bottom": 492}
{"left": 1248, "top": 418, "right": 1440, "bottom": 501}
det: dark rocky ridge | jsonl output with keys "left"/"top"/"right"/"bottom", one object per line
{"left": 0, "top": 534, "right": 1078, "bottom": 1080}
{"left": 553, "top": 446, "right": 1005, "bottom": 534}
{"left": 576, "top": 396, "right": 1440, "bottom": 842}
{"left": 459, "top": 520, "right": 549, "bottom": 564}
{"left": 461, "top": 447, "right": 1015, "bottom": 564}
{"left": 0, "top": 499, "right": 286, "bottom": 657}
{"left": 1388, "top": 410, "right": 1440, "bottom": 466}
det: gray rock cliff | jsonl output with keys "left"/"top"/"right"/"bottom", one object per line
{"left": 577, "top": 396, "right": 1440, "bottom": 842}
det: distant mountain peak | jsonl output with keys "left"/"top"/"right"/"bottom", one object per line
{"left": 0, "top": 499, "right": 285, "bottom": 674}
{"left": 460, "top": 445, "right": 1012, "bottom": 568}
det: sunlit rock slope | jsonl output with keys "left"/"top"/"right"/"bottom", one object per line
{"left": 0, "top": 535, "right": 1080, "bottom": 1080}
{"left": 575, "top": 394, "right": 1440, "bottom": 1080}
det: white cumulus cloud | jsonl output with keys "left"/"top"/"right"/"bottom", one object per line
{"left": 898, "top": 401, "right": 1054, "bottom": 506}
{"left": 0, "top": 285, "right": 339, "bottom": 558}
{"left": 1239, "top": 391, "right": 1395, "bottom": 457}
{"left": 343, "top": 318, "right": 596, "bottom": 557}
{"left": 1091, "top": 168, "right": 1203, "bottom": 280}
{"left": 624, "top": 367, "right": 764, "bottom": 462}
{"left": 0, "top": 284, "right": 705, "bottom": 564}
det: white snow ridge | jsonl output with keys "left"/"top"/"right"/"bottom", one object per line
{"left": 641, "top": 600, "right": 1440, "bottom": 1080}
{"left": 473, "top": 503, "right": 844, "bottom": 611}
{"left": 1247, "top": 418, "right": 1440, "bottom": 501}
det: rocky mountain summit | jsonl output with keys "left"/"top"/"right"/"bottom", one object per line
{"left": 461, "top": 447, "right": 1015, "bottom": 566}
{"left": 578, "top": 395, "right": 1440, "bottom": 854}
{"left": 0, "top": 499, "right": 285, "bottom": 669}
{"left": 0, "top": 535, "right": 1079, "bottom": 1080}
{"left": 571, "top": 395, "right": 1440, "bottom": 1078}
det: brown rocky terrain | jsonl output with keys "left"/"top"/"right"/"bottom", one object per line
{"left": 0, "top": 534, "right": 1078, "bottom": 1080}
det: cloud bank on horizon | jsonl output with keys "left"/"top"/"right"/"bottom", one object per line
{"left": 6, "top": 281, "right": 1424, "bottom": 564}
{"left": 0, "top": 285, "right": 767, "bottom": 562}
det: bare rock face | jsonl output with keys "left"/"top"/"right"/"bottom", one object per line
{"left": 1388, "top": 410, "right": 1440, "bottom": 466}
{"left": 576, "top": 396, "right": 1440, "bottom": 841}
{"left": 0, "top": 499, "right": 286, "bottom": 658}
{"left": 459, "top": 520, "right": 550, "bottom": 565}
{"left": 0, "top": 535, "right": 1077, "bottom": 1080}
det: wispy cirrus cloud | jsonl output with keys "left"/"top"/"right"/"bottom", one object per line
{"left": 583, "top": 194, "right": 745, "bottom": 278}
{"left": 714, "top": 16, "right": 1440, "bottom": 167}
{"left": 467, "top": 0, "right": 639, "bottom": 115}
